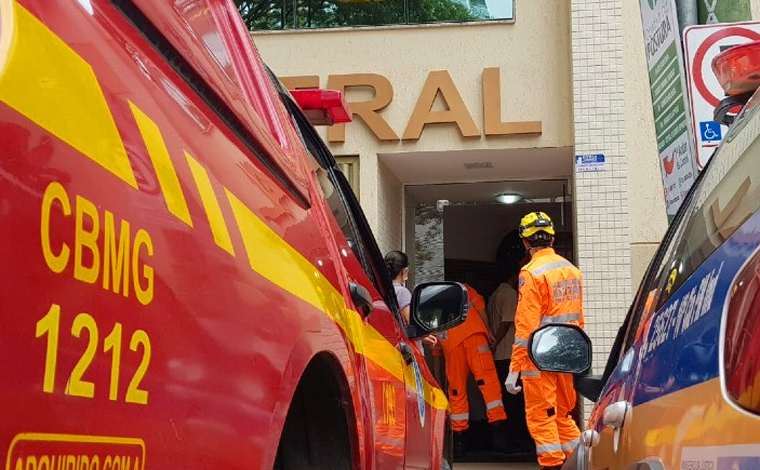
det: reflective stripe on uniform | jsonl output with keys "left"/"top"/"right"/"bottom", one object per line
{"left": 521, "top": 370, "right": 541, "bottom": 377}
{"left": 514, "top": 336, "right": 528, "bottom": 347}
{"left": 486, "top": 399, "right": 504, "bottom": 410}
{"left": 562, "top": 438, "right": 580, "bottom": 451}
{"left": 536, "top": 442, "right": 563, "bottom": 454}
{"left": 541, "top": 313, "right": 581, "bottom": 325}
{"left": 530, "top": 260, "right": 573, "bottom": 277}
{"left": 451, "top": 413, "right": 469, "bottom": 421}
{"left": 478, "top": 345, "right": 491, "bottom": 353}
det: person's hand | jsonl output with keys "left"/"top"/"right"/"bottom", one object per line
{"left": 422, "top": 335, "right": 438, "bottom": 347}
{"left": 505, "top": 372, "right": 522, "bottom": 395}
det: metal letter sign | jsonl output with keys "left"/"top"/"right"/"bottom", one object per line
{"left": 639, "top": 0, "right": 698, "bottom": 220}
{"left": 683, "top": 22, "right": 760, "bottom": 169}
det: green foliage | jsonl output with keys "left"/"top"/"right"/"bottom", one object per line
{"left": 236, "top": 0, "right": 476, "bottom": 30}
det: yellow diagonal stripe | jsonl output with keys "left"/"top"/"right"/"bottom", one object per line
{"left": 0, "top": 1, "right": 137, "bottom": 188}
{"left": 129, "top": 101, "right": 193, "bottom": 227}
{"left": 185, "top": 152, "right": 235, "bottom": 256}
{"left": 226, "top": 188, "right": 346, "bottom": 314}
{"left": 226, "top": 188, "right": 448, "bottom": 410}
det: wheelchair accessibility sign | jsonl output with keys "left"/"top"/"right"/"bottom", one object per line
{"left": 699, "top": 121, "right": 722, "bottom": 143}
{"left": 684, "top": 22, "right": 760, "bottom": 168}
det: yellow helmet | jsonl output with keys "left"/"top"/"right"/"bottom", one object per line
{"left": 518, "top": 211, "right": 555, "bottom": 239}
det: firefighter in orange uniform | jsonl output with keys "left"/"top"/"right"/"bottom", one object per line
{"left": 506, "top": 212, "right": 583, "bottom": 470}
{"left": 439, "top": 283, "right": 507, "bottom": 457}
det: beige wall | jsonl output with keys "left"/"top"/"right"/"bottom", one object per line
{"left": 252, "top": 4, "right": 572, "bottom": 153}
{"left": 252, "top": 0, "right": 667, "bottom": 301}
{"left": 252, "top": 0, "right": 573, "bottom": 250}
{"left": 622, "top": 0, "right": 669, "bottom": 290}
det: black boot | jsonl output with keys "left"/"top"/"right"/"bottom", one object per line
{"left": 490, "top": 420, "right": 511, "bottom": 453}
{"left": 453, "top": 431, "right": 466, "bottom": 459}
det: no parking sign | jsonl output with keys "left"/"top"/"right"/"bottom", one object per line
{"left": 684, "top": 22, "right": 760, "bottom": 169}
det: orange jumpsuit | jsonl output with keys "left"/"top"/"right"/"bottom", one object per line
{"left": 510, "top": 248, "right": 583, "bottom": 467}
{"left": 440, "top": 284, "right": 507, "bottom": 432}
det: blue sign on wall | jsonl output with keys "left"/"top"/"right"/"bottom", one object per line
{"left": 575, "top": 154, "right": 606, "bottom": 172}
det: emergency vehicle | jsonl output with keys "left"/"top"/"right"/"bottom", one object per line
{"left": 527, "top": 42, "right": 760, "bottom": 470}
{"left": 0, "top": 0, "right": 469, "bottom": 468}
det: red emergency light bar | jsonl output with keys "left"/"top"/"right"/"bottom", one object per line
{"left": 290, "top": 89, "right": 352, "bottom": 126}
{"left": 711, "top": 41, "right": 760, "bottom": 125}
{"left": 712, "top": 40, "right": 760, "bottom": 96}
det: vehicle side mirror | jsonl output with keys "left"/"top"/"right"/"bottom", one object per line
{"left": 528, "top": 324, "right": 592, "bottom": 374}
{"left": 349, "top": 283, "right": 373, "bottom": 316}
{"left": 407, "top": 282, "right": 468, "bottom": 339}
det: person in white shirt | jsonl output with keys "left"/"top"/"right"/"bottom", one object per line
{"left": 487, "top": 262, "right": 533, "bottom": 452}
{"left": 487, "top": 264, "right": 518, "bottom": 364}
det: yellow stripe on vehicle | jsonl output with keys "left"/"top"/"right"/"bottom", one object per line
{"left": 185, "top": 152, "right": 235, "bottom": 255}
{"left": 129, "top": 101, "right": 193, "bottom": 227}
{"left": 226, "top": 188, "right": 448, "bottom": 410}
{"left": 0, "top": 1, "right": 137, "bottom": 189}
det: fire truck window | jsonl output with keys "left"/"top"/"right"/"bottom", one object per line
{"left": 315, "top": 167, "right": 353, "bottom": 242}
{"left": 273, "top": 82, "right": 387, "bottom": 297}
{"left": 314, "top": 163, "right": 377, "bottom": 283}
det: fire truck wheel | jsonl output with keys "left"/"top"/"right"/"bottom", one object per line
{"left": 274, "top": 355, "right": 354, "bottom": 470}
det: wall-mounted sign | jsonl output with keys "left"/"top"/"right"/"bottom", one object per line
{"left": 683, "top": 21, "right": 760, "bottom": 170}
{"left": 575, "top": 154, "right": 606, "bottom": 172}
{"left": 639, "top": 0, "right": 697, "bottom": 220}
{"left": 281, "top": 68, "right": 543, "bottom": 143}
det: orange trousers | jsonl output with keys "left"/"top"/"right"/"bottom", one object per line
{"left": 522, "top": 371, "right": 580, "bottom": 467}
{"left": 445, "top": 333, "right": 506, "bottom": 432}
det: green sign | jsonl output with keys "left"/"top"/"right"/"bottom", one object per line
{"left": 640, "top": 0, "right": 697, "bottom": 219}
{"left": 699, "top": 0, "right": 751, "bottom": 24}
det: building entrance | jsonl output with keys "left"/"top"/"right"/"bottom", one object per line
{"left": 405, "top": 180, "right": 574, "bottom": 463}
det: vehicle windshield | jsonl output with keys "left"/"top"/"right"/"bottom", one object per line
{"left": 652, "top": 92, "right": 760, "bottom": 309}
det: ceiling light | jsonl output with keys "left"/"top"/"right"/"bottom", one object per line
{"left": 495, "top": 193, "right": 522, "bottom": 204}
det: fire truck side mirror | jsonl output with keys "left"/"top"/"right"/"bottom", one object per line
{"left": 407, "top": 282, "right": 468, "bottom": 339}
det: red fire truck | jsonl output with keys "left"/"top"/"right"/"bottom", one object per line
{"left": 0, "top": 0, "right": 467, "bottom": 468}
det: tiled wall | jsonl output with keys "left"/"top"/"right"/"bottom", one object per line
{"left": 571, "top": 0, "right": 633, "bottom": 382}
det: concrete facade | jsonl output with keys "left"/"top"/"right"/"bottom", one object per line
{"left": 250, "top": 0, "right": 758, "bottom": 374}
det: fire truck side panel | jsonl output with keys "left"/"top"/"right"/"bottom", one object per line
{"left": 0, "top": 0, "right": 362, "bottom": 468}
{"left": 0, "top": 1, "right": 452, "bottom": 469}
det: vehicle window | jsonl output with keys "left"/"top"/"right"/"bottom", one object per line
{"left": 312, "top": 159, "right": 373, "bottom": 276}
{"left": 652, "top": 98, "right": 760, "bottom": 310}
{"left": 311, "top": 143, "right": 401, "bottom": 312}
{"left": 613, "top": 130, "right": 718, "bottom": 357}
{"left": 615, "top": 194, "right": 690, "bottom": 356}
{"left": 332, "top": 167, "right": 399, "bottom": 310}
{"left": 267, "top": 73, "right": 399, "bottom": 310}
